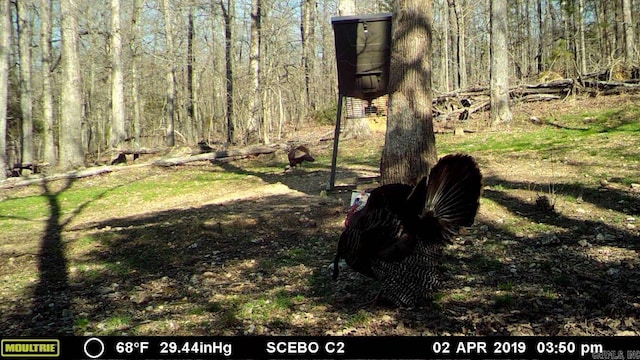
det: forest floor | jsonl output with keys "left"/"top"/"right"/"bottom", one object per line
{"left": 1, "top": 94, "right": 639, "bottom": 337}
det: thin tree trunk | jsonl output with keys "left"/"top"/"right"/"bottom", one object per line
{"left": 130, "top": 0, "right": 141, "bottom": 149}
{"left": 337, "top": 0, "right": 370, "bottom": 138}
{"left": 221, "top": 0, "right": 235, "bottom": 144}
{"left": 301, "top": 0, "right": 316, "bottom": 111}
{"left": 59, "top": 0, "right": 85, "bottom": 170}
{"left": 489, "top": 0, "right": 512, "bottom": 126}
{"left": 187, "top": 3, "right": 197, "bottom": 140}
{"left": 578, "top": 0, "right": 587, "bottom": 74}
{"left": 537, "top": 0, "right": 543, "bottom": 73}
{"left": 319, "top": 0, "right": 335, "bottom": 107}
{"left": 601, "top": 1, "right": 612, "bottom": 58}
{"left": 162, "top": 0, "right": 176, "bottom": 147}
{"left": 17, "top": 0, "right": 33, "bottom": 174}
{"left": 248, "top": 0, "right": 264, "bottom": 144}
{"left": 622, "top": 0, "right": 636, "bottom": 64}
{"left": 111, "top": 0, "right": 126, "bottom": 149}
{"left": 442, "top": 4, "right": 450, "bottom": 92}
{"left": 447, "top": 0, "right": 459, "bottom": 89}
{"left": 0, "top": 0, "right": 10, "bottom": 179}
{"left": 277, "top": 87, "right": 284, "bottom": 140}
{"left": 41, "top": 0, "right": 56, "bottom": 166}
{"left": 380, "top": 0, "right": 436, "bottom": 186}
{"left": 456, "top": 0, "right": 466, "bottom": 88}
{"left": 524, "top": 0, "right": 532, "bottom": 77}
{"left": 615, "top": 0, "right": 624, "bottom": 58}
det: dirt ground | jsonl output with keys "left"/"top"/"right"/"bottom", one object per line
{"left": 1, "top": 95, "right": 639, "bottom": 336}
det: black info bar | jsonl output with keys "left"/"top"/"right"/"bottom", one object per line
{"left": 1, "top": 336, "right": 638, "bottom": 359}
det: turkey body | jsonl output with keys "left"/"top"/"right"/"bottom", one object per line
{"left": 286, "top": 145, "right": 315, "bottom": 170}
{"left": 333, "top": 154, "right": 483, "bottom": 307}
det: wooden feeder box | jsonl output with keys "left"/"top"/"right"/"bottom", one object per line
{"left": 328, "top": 13, "right": 392, "bottom": 191}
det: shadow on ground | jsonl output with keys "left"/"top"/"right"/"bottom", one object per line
{"left": 2, "top": 161, "right": 638, "bottom": 336}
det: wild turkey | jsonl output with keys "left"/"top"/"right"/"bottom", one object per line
{"left": 285, "top": 145, "right": 315, "bottom": 171}
{"left": 197, "top": 140, "right": 214, "bottom": 153}
{"left": 333, "top": 154, "right": 482, "bottom": 307}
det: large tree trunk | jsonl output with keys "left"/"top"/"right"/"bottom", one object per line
{"left": 380, "top": 0, "right": 436, "bottom": 186}
{"left": 17, "top": 0, "right": 33, "bottom": 174}
{"left": 41, "top": 0, "right": 56, "bottom": 167}
{"left": 337, "top": 0, "right": 355, "bottom": 17}
{"left": 59, "top": 0, "right": 85, "bottom": 170}
{"left": 0, "top": 0, "right": 10, "bottom": 179}
{"left": 489, "top": 0, "right": 512, "bottom": 126}
{"left": 111, "top": 0, "right": 126, "bottom": 149}
{"left": 162, "top": 0, "right": 176, "bottom": 147}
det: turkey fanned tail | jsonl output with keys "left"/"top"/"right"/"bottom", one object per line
{"left": 333, "top": 153, "right": 482, "bottom": 307}
{"left": 419, "top": 153, "right": 483, "bottom": 245}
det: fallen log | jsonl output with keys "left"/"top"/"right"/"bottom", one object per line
{"left": 117, "top": 148, "right": 161, "bottom": 155}
{"left": 152, "top": 144, "right": 278, "bottom": 167}
{"left": 518, "top": 94, "right": 562, "bottom": 102}
{"left": 582, "top": 79, "right": 640, "bottom": 94}
{"left": 1, "top": 166, "right": 114, "bottom": 189}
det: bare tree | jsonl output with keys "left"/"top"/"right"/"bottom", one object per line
{"left": 186, "top": 0, "right": 199, "bottom": 142}
{"left": 301, "top": 0, "right": 315, "bottom": 111}
{"left": 0, "top": 0, "right": 10, "bottom": 179}
{"left": 17, "top": 0, "right": 33, "bottom": 173}
{"left": 536, "top": 0, "right": 543, "bottom": 74}
{"left": 41, "top": 0, "right": 56, "bottom": 166}
{"left": 578, "top": 0, "right": 587, "bottom": 74}
{"left": 446, "top": 0, "right": 459, "bottom": 89}
{"left": 337, "top": 0, "right": 370, "bottom": 138}
{"left": 380, "top": 0, "right": 436, "bottom": 185}
{"left": 451, "top": 0, "right": 466, "bottom": 88}
{"left": 622, "top": 0, "right": 636, "bottom": 64}
{"left": 248, "top": 0, "right": 264, "bottom": 144}
{"left": 129, "top": 0, "right": 141, "bottom": 149}
{"left": 489, "top": 0, "right": 512, "bottom": 126}
{"left": 111, "top": 0, "right": 126, "bottom": 149}
{"left": 59, "top": 0, "right": 85, "bottom": 170}
{"left": 337, "top": 0, "right": 355, "bottom": 15}
{"left": 220, "top": 0, "right": 235, "bottom": 144}
{"left": 162, "top": 0, "right": 176, "bottom": 147}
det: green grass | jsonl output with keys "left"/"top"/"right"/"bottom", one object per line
{"left": 102, "top": 315, "right": 132, "bottom": 332}
{"left": 0, "top": 168, "right": 263, "bottom": 235}
{"left": 439, "top": 105, "right": 640, "bottom": 171}
{"left": 238, "top": 292, "right": 294, "bottom": 322}
{"left": 74, "top": 317, "right": 90, "bottom": 332}
{"left": 497, "top": 282, "right": 514, "bottom": 291}
{"left": 344, "top": 309, "right": 371, "bottom": 327}
{"left": 1, "top": 98, "right": 638, "bottom": 336}
{"left": 0, "top": 195, "right": 49, "bottom": 219}
{"left": 236, "top": 102, "right": 640, "bottom": 190}
{"left": 493, "top": 293, "right": 513, "bottom": 309}
{"left": 72, "top": 261, "right": 129, "bottom": 281}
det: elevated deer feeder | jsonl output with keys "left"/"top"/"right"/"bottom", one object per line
{"left": 329, "top": 13, "right": 392, "bottom": 190}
